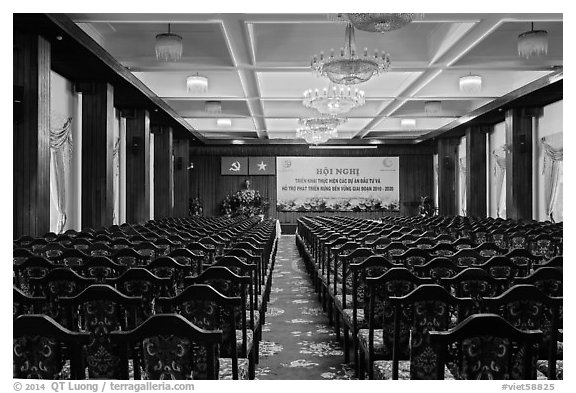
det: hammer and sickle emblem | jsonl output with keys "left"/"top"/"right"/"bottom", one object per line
{"left": 229, "top": 161, "right": 241, "bottom": 172}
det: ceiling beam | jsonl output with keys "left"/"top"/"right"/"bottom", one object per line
{"left": 68, "top": 13, "right": 563, "bottom": 24}
{"left": 219, "top": 15, "right": 268, "bottom": 139}
{"left": 353, "top": 15, "right": 505, "bottom": 140}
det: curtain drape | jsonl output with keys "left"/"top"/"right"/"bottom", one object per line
{"left": 492, "top": 144, "right": 507, "bottom": 218}
{"left": 113, "top": 137, "right": 120, "bottom": 225}
{"left": 49, "top": 116, "right": 73, "bottom": 234}
{"left": 459, "top": 157, "right": 467, "bottom": 216}
{"left": 541, "top": 133, "right": 563, "bottom": 222}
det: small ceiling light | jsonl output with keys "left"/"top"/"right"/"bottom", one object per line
{"left": 155, "top": 23, "right": 183, "bottom": 62}
{"left": 518, "top": 22, "right": 548, "bottom": 59}
{"left": 204, "top": 101, "right": 222, "bottom": 114}
{"left": 424, "top": 100, "right": 442, "bottom": 114}
{"left": 187, "top": 73, "right": 208, "bottom": 94}
{"left": 217, "top": 118, "right": 232, "bottom": 128}
{"left": 401, "top": 119, "right": 416, "bottom": 129}
{"left": 459, "top": 74, "right": 482, "bottom": 94}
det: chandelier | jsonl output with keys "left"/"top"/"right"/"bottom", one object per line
{"left": 459, "top": 74, "right": 482, "bottom": 94}
{"left": 311, "top": 23, "right": 391, "bottom": 85}
{"left": 155, "top": 24, "right": 183, "bottom": 62}
{"left": 296, "top": 128, "right": 337, "bottom": 144}
{"left": 518, "top": 22, "right": 548, "bottom": 58}
{"left": 303, "top": 83, "right": 365, "bottom": 116}
{"left": 296, "top": 116, "right": 346, "bottom": 144}
{"left": 186, "top": 73, "right": 208, "bottom": 94}
{"left": 335, "top": 13, "right": 423, "bottom": 33}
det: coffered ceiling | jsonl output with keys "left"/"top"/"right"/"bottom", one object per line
{"left": 67, "top": 13, "right": 563, "bottom": 144}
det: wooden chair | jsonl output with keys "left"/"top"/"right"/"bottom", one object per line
{"left": 346, "top": 255, "right": 397, "bottom": 373}
{"left": 156, "top": 284, "right": 248, "bottom": 380}
{"left": 108, "top": 268, "right": 171, "bottom": 323}
{"left": 374, "top": 284, "right": 470, "bottom": 380}
{"left": 184, "top": 266, "right": 255, "bottom": 379}
{"left": 413, "top": 257, "right": 464, "bottom": 283}
{"left": 60, "top": 284, "right": 141, "bottom": 379}
{"left": 484, "top": 284, "right": 562, "bottom": 380}
{"left": 168, "top": 248, "right": 204, "bottom": 276}
{"left": 147, "top": 256, "right": 192, "bottom": 296}
{"left": 429, "top": 313, "right": 542, "bottom": 379}
{"left": 358, "top": 268, "right": 433, "bottom": 379}
{"left": 29, "top": 268, "right": 96, "bottom": 328}
{"left": 13, "top": 314, "right": 90, "bottom": 379}
{"left": 110, "top": 314, "right": 222, "bottom": 380}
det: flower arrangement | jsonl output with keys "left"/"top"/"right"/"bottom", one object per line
{"left": 221, "top": 189, "right": 270, "bottom": 217}
{"left": 276, "top": 197, "right": 399, "bottom": 212}
{"left": 189, "top": 197, "right": 204, "bottom": 216}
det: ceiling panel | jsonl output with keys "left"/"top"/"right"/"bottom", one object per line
{"left": 414, "top": 70, "right": 554, "bottom": 98}
{"left": 185, "top": 118, "right": 256, "bottom": 132}
{"left": 132, "top": 71, "right": 245, "bottom": 98}
{"left": 165, "top": 99, "right": 251, "bottom": 118}
{"left": 393, "top": 99, "right": 492, "bottom": 117}
{"left": 67, "top": 13, "right": 562, "bottom": 143}
{"left": 261, "top": 99, "right": 392, "bottom": 118}
{"left": 372, "top": 117, "right": 456, "bottom": 131}
{"left": 452, "top": 21, "right": 563, "bottom": 68}
{"left": 257, "top": 71, "right": 422, "bottom": 98}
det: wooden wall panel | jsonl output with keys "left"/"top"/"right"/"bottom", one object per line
{"left": 81, "top": 83, "right": 115, "bottom": 229}
{"left": 505, "top": 108, "right": 535, "bottom": 220}
{"left": 188, "top": 145, "right": 434, "bottom": 222}
{"left": 466, "top": 127, "right": 489, "bottom": 217}
{"left": 437, "top": 138, "right": 459, "bottom": 216}
{"left": 125, "top": 109, "right": 150, "bottom": 224}
{"left": 173, "top": 138, "right": 190, "bottom": 217}
{"left": 399, "top": 155, "right": 434, "bottom": 216}
{"left": 13, "top": 31, "right": 51, "bottom": 237}
{"left": 153, "top": 126, "right": 173, "bottom": 219}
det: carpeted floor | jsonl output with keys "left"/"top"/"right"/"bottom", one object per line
{"left": 255, "top": 235, "right": 356, "bottom": 380}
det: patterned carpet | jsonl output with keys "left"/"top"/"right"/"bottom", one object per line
{"left": 255, "top": 235, "right": 356, "bottom": 380}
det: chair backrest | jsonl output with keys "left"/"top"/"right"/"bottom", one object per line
{"left": 108, "top": 268, "right": 171, "bottom": 321}
{"left": 111, "top": 248, "right": 147, "bottom": 267}
{"left": 13, "top": 287, "right": 44, "bottom": 318}
{"left": 483, "top": 284, "right": 561, "bottom": 367}
{"left": 478, "top": 256, "right": 523, "bottom": 282}
{"left": 13, "top": 314, "right": 90, "bottom": 379}
{"left": 13, "top": 256, "right": 57, "bottom": 293}
{"left": 29, "top": 268, "right": 97, "bottom": 327}
{"left": 60, "top": 284, "right": 141, "bottom": 379}
{"left": 515, "top": 267, "right": 563, "bottom": 297}
{"left": 168, "top": 248, "right": 204, "bottom": 275}
{"left": 75, "top": 256, "right": 127, "bottom": 283}
{"left": 429, "top": 313, "right": 542, "bottom": 379}
{"left": 365, "top": 268, "right": 434, "bottom": 359}
{"left": 110, "top": 314, "right": 222, "bottom": 380}
{"left": 388, "top": 284, "right": 471, "bottom": 380}
{"left": 156, "top": 284, "right": 242, "bottom": 377}
{"left": 53, "top": 248, "right": 90, "bottom": 267}
{"left": 413, "top": 257, "right": 463, "bottom": 283}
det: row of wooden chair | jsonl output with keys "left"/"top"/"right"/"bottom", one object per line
{"left": 296, "top": 215, "right": 563, "bottom": 380}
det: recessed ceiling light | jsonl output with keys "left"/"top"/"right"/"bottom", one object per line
{"left": 401, "top": 119, "right": 416, "bottom": 128}
{"left": 217, "top": 118, "right": 232, "bottom": 128}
